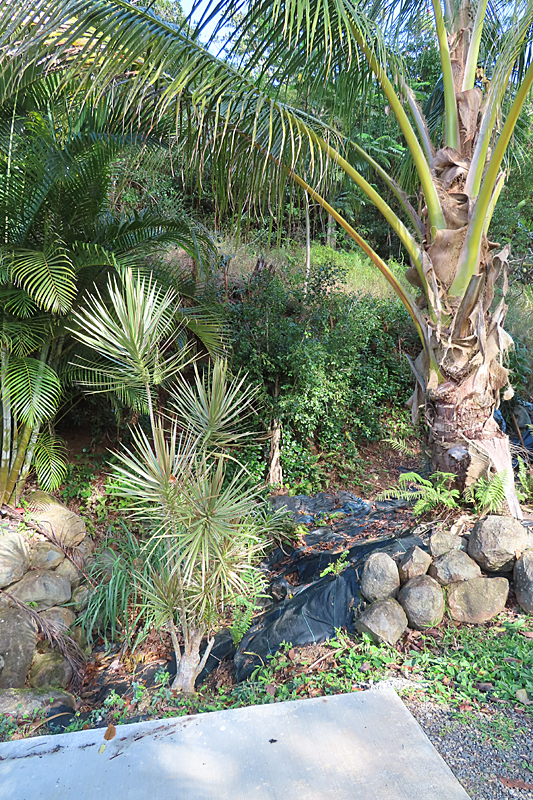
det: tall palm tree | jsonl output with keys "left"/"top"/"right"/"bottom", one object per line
{"left": 4, "top": 0, "right": 533, "bottom": 515}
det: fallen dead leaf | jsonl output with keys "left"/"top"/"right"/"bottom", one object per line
{"left": 499, "top": 777, "right": 533, "bottom": 790}
{"left": 520, "top": 631, "right": 533, "bottom": 639}
{"left": 265, "top": 685, "right": 276, "bottom": 697}
{"left": 515, "top": 688, "right": 532, "bottom": 705}
{"left": 104, "top": 723, "right": 116, "bottom": 741}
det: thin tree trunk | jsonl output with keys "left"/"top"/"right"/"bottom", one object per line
{"left": 268, "top": 418, "right": 283, "bottom": 486}
{"left": 303, "top": 193, "right": 311, "bottom": 297}
{"left": 326, "top": 213, "right": 336, "bottom": 249}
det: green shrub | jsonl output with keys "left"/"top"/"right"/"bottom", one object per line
{"left": 225, "top": 263, "right": 417, "bottom": 469}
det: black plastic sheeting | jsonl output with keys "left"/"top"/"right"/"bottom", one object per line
{"left": 235, "top": 568, "right": 361, "bottom": 682}
{"left": 234, "top": 530, "right": 428, "bottom": 682}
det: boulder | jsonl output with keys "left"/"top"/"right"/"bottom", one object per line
{"left": 30, "top": 541, "right": 65, "bottom": 570}
{"left": 429, "top": 550, "right": 481, "bottom": 586}
{"left": 399, "top": 546, "right": 432, "bottom": 583}
{"left": 8, "top": 570, "right": 71, "bottom": 610}
{"left": 0, "top": 532, "right": 29, "bottom": 588}
{"left": 28, "top": 491, "right": 86, "bottom": 547}
{"left": 74, "top": 536, "right": 95, "bottom": 567}
{"left": 429, "top": 532, "right": 468, "bottom": 559}
{"left": 29, "top": 650, "right": 73, "bottom": 689}
{"left": 514, "top": 551, "right": 533, "bottom": 614}
{"left": 0, "top": 608, "right": 38, "bottom": 688}
{"left": 54, "top": 558, "right": 82, "bottom": 588}
{"left": 72, "top": 584, "right": 89, "bottom": 611}
{"left": 39, "top": 606, "right": 76, "bottom": 631}
{"left": 447, "top": 576, "right": 509, "bottom": 623}
{"left": 355, "top": 598, "right": 407, "bottom": 646}
{"left": 0, "top": 687, "right": 75, "bottom": 717}
{"left": 360, "top": 552, "right": 400, "bottom": 602}
{"left": 468, "top": 516, "right": 528, "bottom": 572}
{"left": 398, "top": 575, "right": 445, "bottom": 629}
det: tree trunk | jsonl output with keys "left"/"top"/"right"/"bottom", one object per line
{"left": 326, "top": 213, "right": 336, "bottom": 249}
{"left": 268, "top": 418, "right": 283, "bottom": 486}
{"left": 171, "top": 628, "right": 206, "bottom": 695}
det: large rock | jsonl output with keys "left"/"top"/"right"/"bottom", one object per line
{"left": 429, "top": 532, "right": 468, "bottom": 558}
{"left": 0, "top": 608, "right": 38, "bottom": 688}
{"left": 8, "top": 570, "right": 71, "bottom": 610}
{"left": 55, "top": 558, "right": 82, "bottom": 588}
{"left": 514, "top": 551, "right": 533, "bottom": 614}
{"left": 468, "top": 516, "right": 528, "bottom": 572}
{"left": 429, "top": 550, "right": 481, "bottom": 586}
{"left": 447, "top": 576, "right": 509, "bottom": 623}
{"left": 30, "top": 541, "right": 65, "bottom": 570}
{"left": 39, "top": 606, "right": 76, "bottom": 631}
{"left": 71, "top": 584, "right": 89, "bottom": 611}
{"left": 360, "top": 552, "right": 400, "bottom": 602}
{"left": 355, "top": 598, "right": 407, "bottom": 646}
{"left": 29, "top": 650, "right": 73, "bottom": 689}
{"left": 28, "top": 491, "right": 86, "bottom": 547}
{"left": 0, "top": 532, "right": 29, "bottom": 588}
{"left": 0, "top": 687, "right": 75, "bottom": 717}
{"left": 399, "top": 546, "right": 432, "bottom": 583}
{"left": 398, "top": 575, "right": 445, "bottom": 629}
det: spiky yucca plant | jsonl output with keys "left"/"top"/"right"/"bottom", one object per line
{"left": 71, "top": 269, "right": 273, "bottom": 695}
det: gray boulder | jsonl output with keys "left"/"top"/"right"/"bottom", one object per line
{"left": 55, "top": 558, "right": 82, "bottom": 588}
{"left": 28, "top": 491, "right": 86, "bottom": 547}
{"left": 8, "top": 570, "right": 71, "bottom": 610}
{"left": 429, "top": 550, "right": 481, "bottom": 586}
{"left": 39, "top": 606, "right": 76, "bottom": 631}
{"left": 360, "top": 552, "right": 400, "bottom": 602}
{"left": 0, "top": 688, "right": 75, "bottom": 717}
{"left": 468, "top": 516, "right": 528, "bottom": 572}
{"left": 398, "top": 575, "right": 445, "bottom": 629}
{"left": 447, "top": 576, "right": 509, "bottom": 623}
{"left": 0, "top": 532, "right": 29, "bottom": 588}
{"left": 355, "top": 598, "right": 407, "bottom": 646}
{"left": 30, "top": 541, "right": 65, "bottom": 570}
{"left": 0, "top": 608, "right": 38, "bottom": 688}
{"left": 429, "top": 532, "right": 468, "bottom": 558}
{"left": 399, "top": 546, "right": 432, "bottom": 584}
{"left": 75, "top": 536, "right": 95, "bottom": 567}
{"left": 29, "top": 650, "right": 73, "bottom": 689}
{"left": 514, "top": 551, "right": 533, "bottom": 614}
{"left": 72, "top": 584, "right": 89, "bottom": 611}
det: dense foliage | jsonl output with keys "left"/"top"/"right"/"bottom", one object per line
{"left": 224, "top": 263, "right": 417, "bottom": 483}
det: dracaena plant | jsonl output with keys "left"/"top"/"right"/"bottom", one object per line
{"left": 71, "top": 269, "right": 272, "bottom": 695}
{"left": 6, "top": 0, "right": 533, "bottom": 519}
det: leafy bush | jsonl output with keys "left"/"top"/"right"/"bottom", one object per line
{"left": 225, "top": 263, "right": 417, "bottom": 481}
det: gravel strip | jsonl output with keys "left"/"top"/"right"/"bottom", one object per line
{"left": 403, "top": 695, "right": 533, "bottom": 799}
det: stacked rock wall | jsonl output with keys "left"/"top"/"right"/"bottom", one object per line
{"left": 0, "top": 492, "right": 92, "bottom": 692}
{"left": 356, "top": 515, "right": 533, "bottom": 645}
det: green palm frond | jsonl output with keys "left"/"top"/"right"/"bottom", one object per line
{"left": 33, "top": 429, "right": 68, "bottom": 491}
{"left": 4, "top": 357, "right": 61, "bottom": 425}
{"left": 9, "top": 241, "right": 76, "bottom": 314}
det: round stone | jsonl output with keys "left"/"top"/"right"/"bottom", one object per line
{"left": 514, "top": 551, "right": 533, "bottom": 614}
{"left": 447, "top": 576, "right": 509, "bottom": 623}
{"left": 360, "top": 552, "right": 400, "bottom": 602}
{"left": 399, "top": 546, "right": 432, "bottom": 584}
{"left": 398, "top": 574, "right": 445, "bottom": 630}
{"left": 355, "top": 598, "right": 408, "bottom": 646}
{"left": 429, "top": 550, "right": 481, "bottom": 586}
{"left": 468, "top": 516, "right": 528, "bottom": 572}
{"left": 0, "top": 532, "right": 29, "bottom": 588}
